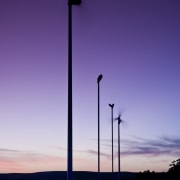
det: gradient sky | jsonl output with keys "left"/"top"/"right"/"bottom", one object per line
{"left": 0, "top": 0, "right": 180, "bottom": 173}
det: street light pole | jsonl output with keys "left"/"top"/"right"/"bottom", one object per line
{"left": 97, "top": 74, "right": 103, "bottom": 180}
{"left": 67, "top": 1, "right": 81, "bottom": 180}
{"left": 109, "top": 104, "right": 114, "bottom": 180}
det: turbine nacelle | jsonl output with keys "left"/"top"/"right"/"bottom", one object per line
{"left": 114, "top": 113, "right": 124, "bottom": 124}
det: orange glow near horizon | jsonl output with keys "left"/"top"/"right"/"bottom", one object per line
{"left": 0, "top": 150, "right": 174, "bottom": 173}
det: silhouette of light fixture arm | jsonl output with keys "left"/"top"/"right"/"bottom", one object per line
{"left": 70, "top": 0, "right": 81, "bottom": 5}
{"left": 97, "top": 74, "right": 103, "bottom": 84}
{"left": 109, "top": 104, "right": 114, "bottom": 108}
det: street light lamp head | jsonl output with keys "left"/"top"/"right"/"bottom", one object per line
{"left": 97, "top": 74, "right": 103, "bottom": 83}
{"left": 109, "top": 104, "right": 114, "bottom": 108}
{"left": 70, "top": 0, "right": 82, "bottom": 5}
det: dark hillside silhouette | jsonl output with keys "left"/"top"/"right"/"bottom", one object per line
{"left": 0, "top": 171, "right": 136, "bottom": 180}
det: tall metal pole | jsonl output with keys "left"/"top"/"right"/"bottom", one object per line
{"left": 115, "top": 114, "right": 123, "bottom": 180}
{"left": 118, "top": 122, "right": 120, "bottom": 180}
{"left": 67, "top": 1, "right": 73, "bottom": 179}
{"left": 97, "top": 74, "right": 103, "bottom": 180}
{"left": 109, "top": 104, "right": 114, "bottom": 180}
{"left": 67, "top": 1, "right": 81, "bottom": 180}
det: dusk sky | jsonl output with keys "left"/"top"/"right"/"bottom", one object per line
{"left": 0, "top": 0, "right": 180, "bottom": 173}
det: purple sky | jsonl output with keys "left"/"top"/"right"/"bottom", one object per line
{"left": 0, "top": 0, "right": 180, "bottom": 173}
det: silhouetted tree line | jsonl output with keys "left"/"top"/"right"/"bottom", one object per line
{"left": 136, "top": 170, "right": 167, "bottom": 180}
{"left": 136, "top": 158, "right": 180, "bottom": 180}
{"left": 167, "top": 158, "right": 180, "bottom": 179}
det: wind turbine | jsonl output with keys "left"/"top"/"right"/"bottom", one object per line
{"left": 114, "top": 112, "right": 124, "bottom": 180}
{"left": 109, "top": 103, "right": 114, "bottom": 180}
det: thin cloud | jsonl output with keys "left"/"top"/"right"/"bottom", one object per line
{"left": 0, "top": 160, "right": 27, "bottom": 172}
{"left": 0, "top": 148, "right": 20, "bottom": 152}
{"left": 0, "top": 147, "right": 66, "bottom": 172}
{"left": 87, "top": 150, "right": 111, "bottom": 159}
{"left": 101, "top": 136, "right": 180, "bottom": 158}
{"left": 120, "top": 136, "right": 180, "bottom": 157}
